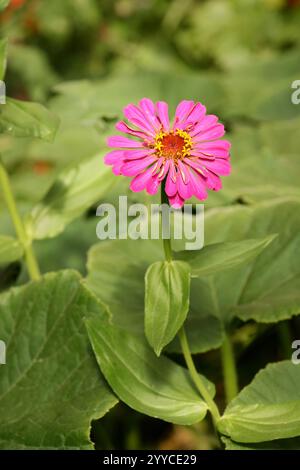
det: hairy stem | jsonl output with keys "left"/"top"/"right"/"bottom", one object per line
{"left": 0, "top": 162, "right": 41, "bottom": 281}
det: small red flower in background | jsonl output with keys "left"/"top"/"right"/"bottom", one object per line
{"left": 11, "top": 0, "right": 26, "bottom": 7}
{"left": 105, "top": 99, "right": 231, "bottom": 208}
{"left": 0, "top": 0, "right": 26, "bottom": 23}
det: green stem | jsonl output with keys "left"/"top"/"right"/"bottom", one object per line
{"left": 0, "top": 162, "right": 41, "bottom": 281}
{"left": 277, "top": 321, "right": 292, "bottom": 359}
{"left": 162, "top": 233, "right": 172, "bottom": 262}
{"left": 160, "top": 183, "right": 172, "bottom": 262}
{"left": 221, "top": 334, "right": 239, "bottom": 404}
{"left": 178, "top": 327, "right": 221, "bottom": 424}
{"left": 160, "top": 185, "right": 220, "bottom": 424}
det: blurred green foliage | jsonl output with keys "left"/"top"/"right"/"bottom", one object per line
{"left": 1, "top": 0, "right": 300, "bottom": 450}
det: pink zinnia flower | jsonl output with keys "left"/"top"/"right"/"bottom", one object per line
{"left": 105, "top": 98, "right": 231, "bottom": 208}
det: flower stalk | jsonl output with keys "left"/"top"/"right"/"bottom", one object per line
{"left": 221, "top": 334, "right": 239, "bottom": 404}
{"left": 178, "top": 327, "right": 221, "bottom": 424}
{"left": 160, "top": 184, "right": 220, "bottom": 425}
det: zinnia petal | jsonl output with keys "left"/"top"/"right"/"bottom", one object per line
{"left": 107, "top": 136, "right": 144, "bottom": 148}
{"left": 187, "top": 102, "right": 206, "bottom": 122}
{"left": 146, "top": 174, "right": 161, "bottom": 195}
{"left": 123, "top": 104, "right": 156, "bottom": 135}
{"left": 123, "top": 148, "right": 155, "bottom": 160}
{"left": 168, "top": 192, "right": 185, "bottom": 209}
{"left": 192, "top": 140, "right": 231, "bottom": 159}
{"left": 116, "top": 121, "right": 150, "bottom": 139}
{"left": 189, "top": 115, "right": 219, "bottom": 137}
{"left": 156, "top": 101, "right": 170, "bottom": 131}
{"left": 177, "top": 170, "right": 193, "bottom": 200}
{"left": 194, "top": 124, "right": 225, "bottom": 142}
{"left": 105, "top": 98, "right": 231, "bottom": 206}
{"left": 130, "top": 166, "right": 156, "bottom": 192}
{"left": 173, "top": 100, "right": 194, "bottom": 128}
{"left": 202, "top": 158, "right": 231, "bottom": 176}
{"left": 121, "top": 155, "right": 156, "bottom": 177}
{"left": 139, "top": 98, "right": 160, "bottom": 131}
{"left": 188, "top": 167, "right": 208, "bottom": 200}
{"left": 205, "top": 171, "right": 222, "bottom": 191}
{"left": 104, "top": 150, "right": 125, "bottom": 165}
{"left": 165, "top": 163, "right": 178, "bottom": 197}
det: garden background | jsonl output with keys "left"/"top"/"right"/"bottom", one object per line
{"left": 0, "top": 0, "right": 300, "bottom": 450}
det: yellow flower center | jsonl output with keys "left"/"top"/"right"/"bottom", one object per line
{"left": 154, "top": 129, "right": 192, "bottom": 162}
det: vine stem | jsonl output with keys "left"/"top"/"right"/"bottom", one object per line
{"left": 160, "top": 185, "right": 221, "bottom": 425}
{"left": 0, "top": 161, "right": 41, "bottom": 281}
{"left": 221, "top": 334, "right": 238, "bottom": 404}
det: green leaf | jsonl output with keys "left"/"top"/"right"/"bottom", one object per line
{"left": 86, "top": 239, "right": 224, "bottom": 354}
{"left": 220, "top": 121, "right": 300, "bottom": 204}
{"left": 0, "top": 236, "right": 23, "bottom": 264}
{"left": 0, "top": 270, "right": 117, "bottom": 449}
{"left": 29, "top": 154, "right": 116, "bottom": 239}
{"left": 86, "top": 313, "right": 215, "bottom": 426}
{"left": 219, "top": 361, "right": 300, "bottom": 443}
{"left": 167, "top": 279, "right": 225, "bottom": 354}
{"left": 54, "top": 70, "right": 225, "bottom": 118}
{"left": 199, "top": 199, "right": 300, "bottom": 326}
{"left": 87, "top": 199, "right": 300, "bottom": 355}
{"left": 222, "top": 436, "right": 300, "bottom": 450}
{"left": 177, "top": 236, "right": 276, "bottom": 278}
{"left": 145, "top": 260, "right": 191, "bottom": 356}
{"left": 169, "top": 199, "right": 300, "bottom": 353}
{"left": 224, "top": 49, "right": 300, "bottom": 121}
{"left": 0, "top": 98, "right": 59, "bottom": 141}
{"left": 86, "top": 239, "right": 163, "bottom": 334}
{"left": 0, "top": 38, "right": 7, "bottom": 81}
{"left": 254, "top": 83, "right": 300, "bottom": 121}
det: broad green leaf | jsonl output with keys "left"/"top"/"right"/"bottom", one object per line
{"left": 170, "top": 198, "right": 300, "bottom": 352}
{"left": 197, "top": 199, "right": 300, "bottom": 326}
{"left": 254, "top": 83, "right": 300, "bottom": 121}
{"left": 86, "top": 239, "right": 163, "bottom": 334}
{"left": 0, "top": 270, "right": 117, "bottom": 449}
{"left": 87, "top": 199, "right": 300, "bottom": 354}
{"left": 0, "top": 236, "right": 23, "bottom": 264}
{"left": 224, "top": 49, "right": 300, "bottom": 121}
{"left": 86, "top": 239, "right": 222, "bottom": 353}
{"left": 0, "top": 38, "right": 7, "bottom": 81}
{"left": 29, "top": 154, "right": 116, "bottom": 240}
{"left": 222, "top": 436, "right": 300, "bottom": 450}
{"left": 220, "top": 121, "right": 300, "bottom": 204}
{"left": 34, "top": 217, "right": 99, "bottom": 275}
{"left": 167, "top": 279, "right": 225, "bottom": 354}
{"left": 145, "top": 260, "right": 191, "bottom": 356}
{"left": 0, "top": 98, "right": 59, "bottom": 141}
{"left": 53, "top": 70, "right": 225, "bottom": 118}
{"left": 219, "top": 361, "right": 300, "bottom": 443}
{"left": 86, "top": 313, "right": 215, "bottom": 426}
{"left": 177, "top": 236, "right": 276, "bottom": 278}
